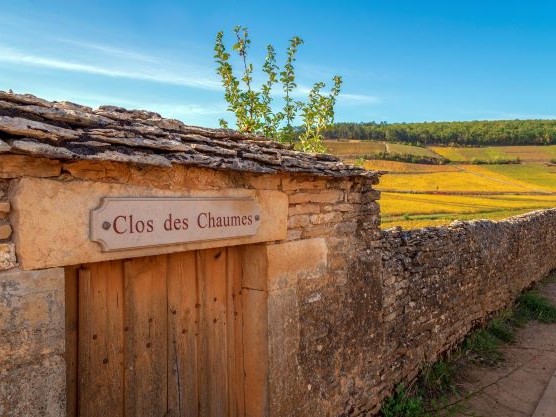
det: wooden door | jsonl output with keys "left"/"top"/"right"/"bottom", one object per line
{"left": 67, "top": 248, "right": 245, "bottom": 417}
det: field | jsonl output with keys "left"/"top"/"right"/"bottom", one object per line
{"left": 324, "top": 139, "right": 444, "bottom": 161}
{"left": 431, "top": 145, "right": 556, "bottom": 162}
{"left": 324, "top": 139, "right": 556, "bottom": 229}
{"left": 324, "top": 140, "right": 385, "bottom": 157}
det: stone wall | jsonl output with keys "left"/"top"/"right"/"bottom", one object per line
{"left": 378, "top": 212, "right": 556, "bottom": 397}
{"left": 0, "top": 155, "right": 379, "bottom": 416}
{"left": 2, "top": 152, "right": 556, "bottom": 417}
{"left": 0, "top": 268, "right": 66, "bottom": 417}
{"left": 294, "top": 209, "right": 556, "bottom": 416}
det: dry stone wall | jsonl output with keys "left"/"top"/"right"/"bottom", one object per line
{"left": 378, "top": 212, "right": 556, "bottom": 388}
{"left": 271, "top": 209, "right": 556, "bottom": 417}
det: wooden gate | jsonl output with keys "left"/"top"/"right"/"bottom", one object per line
{"left": 66, "top": 247, "right": 246, "bottom": 417}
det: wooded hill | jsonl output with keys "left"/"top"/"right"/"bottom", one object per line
{"left": 324, "top": 120, "right": 556, "bottom": 146}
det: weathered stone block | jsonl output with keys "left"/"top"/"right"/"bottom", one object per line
{"left": 0, "top": 267, "right": 65, "bottom": 417}
{"left": 310, "top": 212, "right": 341, "bottom": 225}
{"left": 286, "top": 228, "right": 303, "bottom": 241}
{"left": 247, "top": 174, "right": 281, "bottom": 190}
{"left": 288, "top": 203, "right": 320, "bottom": 216}
{"left": 282, "top": 177, "right": 328, "bottom": 191}
{"left": 267, "top": 287, "right": 303, "bottom": 417}
{"left": 301, "top": 224, "right": 333, "bottom": 239}
{"left": 323, "top": 203, "right": 354, "bottom": 212}
{"left": 0, "top": 243, "right": 16, "bottom": 270}
{"left": 0, "top": 223, "right": 12, "bottom": 239}
{"left": 0, "top": 354, "right": 65, "bottom": 417}
{"left": 287, "top": 214, "right": 311, "bottom": 229}
{"left": 288, "top": 190, "right": 344, "bottom": 204}
{"left": 267, "top": 238, "right": 327, "bottom": 292}
{"left": 0, "top": 155, "right": 61, "bottom": 179}
{"left": 0, "top": 268, "right": 65, "bottom": 367}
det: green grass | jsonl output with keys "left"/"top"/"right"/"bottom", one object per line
{"left": 418, "top": 361, "right": 458, "bottom": 399}
{"left": 381, "top": 209, "right": 545, "bottom": 230}
{"left": 431, "top": 146, "right": 513, "bottom": 162}
{"left": 386, "top": 143, "right": 444, "bottom": 159}
{"left": 515, "top": 291, "right": 556, "bottom": 324}
{"left": 431, "top": 145, "right": 556, "bottom": 163}
{"left": 485, "top": 163, "right": 556, "bottom": 192}
{"left": 463, "top": 328, "right": 505, "bottom": 366}
{"left": 381, "top": 385, "right": 428, "bottom": 417}
{"left": 326, "top": 141, "right": 556, "bottom": 164}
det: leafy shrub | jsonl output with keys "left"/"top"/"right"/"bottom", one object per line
{"left": 370, "top": 151, "right": 448, "bottom": 165}
{"left": 214, "top": 26, "right": 342, "bottom": 153}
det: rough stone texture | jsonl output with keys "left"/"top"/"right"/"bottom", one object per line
{"left": 265, "top": 209, "right": 556, "bottom": 417}
{"left": 375, "top": 212, "right": 556, "bottom": 401}
{"left": 0, "top": 224, "right": 11, "bottom": 240}
{"left": 266, "top": 180, "right": 383, "bottom": 417}
{"left": 0, "top": 91, "right": 379, "bottom": 180}
{"left": 0, "top": 243, "right": 16, "bottom": 271}
{"left": 0, "top": 155, "right": 62, "bottom": 178}
{"left": 0, "top": 268, "right": 65, "bottom": 417}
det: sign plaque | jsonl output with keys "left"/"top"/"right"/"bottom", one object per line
{"left": 90, "top": 197, "right": 261, "bottom": 251}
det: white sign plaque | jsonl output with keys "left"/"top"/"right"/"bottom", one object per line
{"left": 90, "top": 197, "right": 261, "bottom": 251}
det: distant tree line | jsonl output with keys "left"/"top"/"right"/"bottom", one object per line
{"left": 324, "top": 120, "right": 556, "bottom": 146}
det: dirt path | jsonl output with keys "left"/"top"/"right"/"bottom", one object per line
{"left": 450, "top": 282, "right": 556, "bottom": 417}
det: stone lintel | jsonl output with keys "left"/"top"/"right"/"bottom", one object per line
{"left": 10, "top": 177, "right": 288, "bottom": 270}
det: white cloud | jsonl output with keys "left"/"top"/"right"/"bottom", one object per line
{"left": 0, "top": 45, "right": 220, "bottom": 90}
{"left": 49, "top": 91, "right": 225, "bottom": 118}
{"left": 292, "top": 84, "right": 380, "bottom": 104}
{"left": 151, "top": 103, "right": 226, "bottom": 117}
{"left": 53, "top": 38, "right": 160, "bottom": 64}
{"left": 338, "top": 92, "right": 381, "bottom": 104}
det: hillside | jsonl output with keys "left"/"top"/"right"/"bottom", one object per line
{"left": 323, "top": 139, "right": 556, "bottom": 229}
{"left": 325, "top": 119, "right": 556, "bottom": 146}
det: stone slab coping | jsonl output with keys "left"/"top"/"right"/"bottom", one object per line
{"left": 0, "top": 91, "right": 379, "bottom": 180}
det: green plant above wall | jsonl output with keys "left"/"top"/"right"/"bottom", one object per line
{"left": 214, "top": 26, "right": 342, "bottom": 153}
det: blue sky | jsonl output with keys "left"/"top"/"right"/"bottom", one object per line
{"left": 1, "top": 0, "right": 556, "bottom": 127}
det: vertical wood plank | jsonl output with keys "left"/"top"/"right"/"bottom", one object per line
{"left": 167, "top": 251, "right": 199, "bottom": 417}
{"left": 241, "top": 245, "right": 269, "bottom": 417}
{"left": 124, "top": 255, "right": 168, "bottom": 417}
{"left": 242, "top": 288, "right": 268, "bottom": 417}
{"left": 78, "top": 261, "right": 124, "bottom": 417}
{"left": 197, "top": 248, "right": 229, "bottom": 417}
{"left": 227, "top": 247, "right": 245, "bottom": 417}
{"left": 65, "top": 266, "right": 79, "bottom": 417}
